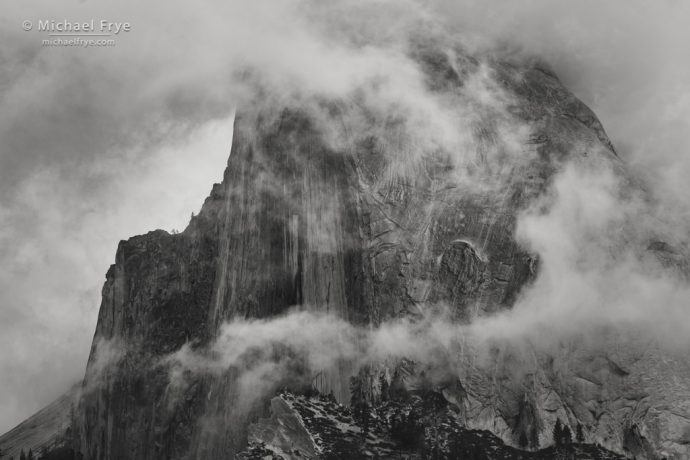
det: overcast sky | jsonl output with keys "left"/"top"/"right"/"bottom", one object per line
{"left": 1, "top": 0, "right": 689, "bottom": 433}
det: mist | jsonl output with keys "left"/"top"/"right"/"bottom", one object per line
{"left": 1, "top": 0, "right": 689, "bottom": 434}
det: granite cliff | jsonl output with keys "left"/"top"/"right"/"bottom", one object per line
{"left": 2, "top": 38, "right": 689, "bottom": 460}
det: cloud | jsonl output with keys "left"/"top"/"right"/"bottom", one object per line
{"left": 163, "top": 164, "right": 690, "bottom": 406}
{"left": 162, "top": 308, "right": 459, "bottom": 409}
{"left": 163, "top": 145, "right": 690, "bottom": 412}
{"left": 0, "top": 117, "right": 233, "bottom": 432}
{"left": 468, "top": 161, "right": 690, "bottom": 349}
{"left": 432, "top": 0, "right": 690, "bottom": 220}
{"left": 0, "top": 0, "right": 446, "bottom": 431}
{"left": 1, "top": 0, "right": 689, "bottom": 435}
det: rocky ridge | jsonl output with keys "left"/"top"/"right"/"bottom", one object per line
{"left": 239, "top": 390, "right": 627, "bottom": 460}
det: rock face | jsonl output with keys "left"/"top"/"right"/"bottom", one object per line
{"left": 0, "top": 384, "right": 79, "bottom": 459}
{"left": 238, "top": 391, "right": 627, "bottom": 460}
{"left": 28, "top": 40, "right": 686, "bottom": 460}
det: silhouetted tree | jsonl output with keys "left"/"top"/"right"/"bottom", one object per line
{"left": 518, "top": 431, "right": 529, "bottom": 449}
{"left": 27, "top": 450, "right": 33, "bottom": 460}
{"left": 350, "top": 376, "right": 363, "bottom": 404}
{"left": 553, "top": 419, "right": 563, "bottom": 447}
{"left": 576, "top": 423, "right": 585, "bottom": 443}
{"left": 390, "top": 408, "right": 424, "bottom": 451}
{"left": 349, "top": 377, "right": 371, "bottom": 435}
{"left": 562, "top": 425, "right": 572, "bottom": 446}
{"left": 38, "top": 446, "right": 81, "bottom": 460}
{"left": 19, "top": 450, "right": 26, "bottom": 460}
{"left": 447, "top": 433, "right": 463, "bottom": 459}
{"left": 471, "top": 443, "right": 486, "bottom": 460}
{"left": 514, "top": 395, "right": 541, "bottom": 450}
{"left": 379, "top": 374, "right": 389, "bottom": 402}
{"left": 359, "top": 403, "right": 372, "bottom": 435}
{"left": 301, "top": 384, "right": 319, "bottom": 398}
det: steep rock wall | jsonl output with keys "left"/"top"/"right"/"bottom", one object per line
{"left": 73, "top": 42, "right": 684, "bottom": 460}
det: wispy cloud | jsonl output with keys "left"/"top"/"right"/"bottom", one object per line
{"left": 1, "top": 0, "right": 689, "bottom": 435}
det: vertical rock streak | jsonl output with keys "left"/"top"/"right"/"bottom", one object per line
{"left": 72, "top": 48, "right": 687, "bottom": 460}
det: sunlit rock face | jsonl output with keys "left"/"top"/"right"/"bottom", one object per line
{"left": 70, "top": 38, "right": 690, "bottom": 460}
